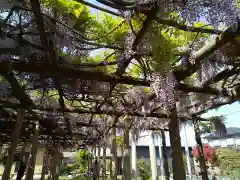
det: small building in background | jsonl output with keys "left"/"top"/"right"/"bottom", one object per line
{"left": 202, "top": 127, "right": 240, "bottom": 148}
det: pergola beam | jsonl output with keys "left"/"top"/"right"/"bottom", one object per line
{"left": 174, "top": 26, "right": 240, "bottom": 82}
{"left": 0, "top": 61, "right": 149, "bottom": 86}
{"left": 0, "top": 61, "right": 229, "bottom": 96}
{"left": 0, "top": 100, "right": 169, "bottom": 118}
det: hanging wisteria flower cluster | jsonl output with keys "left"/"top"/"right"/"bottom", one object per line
{"left": 150, "top": 71, "right": 177, "bottom": 113}
{"left": 180, "top": 0, "right": 240, "bottom": 27}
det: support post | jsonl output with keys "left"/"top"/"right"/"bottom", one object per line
{"left": 158, "top": 134, "right": 164, "bottom": 180}
{"left": 111, "top": 127, "right": 117, "bottom": 180}
{"left": 183, "top": 122, "right": 192, "bottom": 180}
{"left": 131, "top": 133, "right": 137, "bottom": 180}
{"left": 193, "top": 119, "right": 209, "bottom": 180}
{"left": 161, "top": 129, "right": 170, "bottom": 180}
{"left": 1, "top": 109, "right": 25, "bottom": 180}
{"left": 149, "top": 131, "right": 157, "bottom": 180}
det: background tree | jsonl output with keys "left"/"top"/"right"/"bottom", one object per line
{"left": 201, "top": 116, "right": 227, "bottom": 136}
{"left": 137, "top": 157, "right": 151, "bottom": 180}
{"left": 75, "top": 150, "right": 89, "bottom": 173}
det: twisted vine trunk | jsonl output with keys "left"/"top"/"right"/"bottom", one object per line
{"left": 150, "top": 71, "right": 185, "bottom": 179}
{"left": 97, "top": 145, "right": 101, "bottom": 179}
{"left": 193, "top": 119, "right": 209, "bottom": 180}
{"left": 93, "top": 145, "right": 97, "bottom": 180}
{"left": 121, "top": 145, "right": 123, "bottom": 180}
{"left": 168, "top": 106, "right": 186, "bottom": 180}
{"left": 123, "top": 121, "right": 131, "bottom": 180}
{"left": 49, "top": 157, "right": 57, "bottom": 180}
{"left": 55, "top": 152, "right": 61, "bottom": 180}
{"left": 89, "top": 147, "right": 93, "bottom": 173}
{"left": 102, "top": 141, "right": 107, "bottom": 180}
{"left": 16, "top": 143, "right": 27, "bottom": 180}
{"left": 1, "top": 109, "right": 25, "bottom": 180}
{"left": 48, "top": 147, "right": 62, "bottom": 180}
{"left": 40, "top": 150, "right": 47, "bottom": 180}
{"left": 25, "top": 122, "right": 39, "bottom": 180}
{"left": 160, "top": 129, "right": 170, "bottom": 180}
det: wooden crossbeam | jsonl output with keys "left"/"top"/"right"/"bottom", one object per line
{"left": 0, "top": 61, "right": 149, "bottom": 86}
{"left": 174, "top": 26, "right": 240, "bottom": 82}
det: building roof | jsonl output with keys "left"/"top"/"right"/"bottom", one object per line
{"left": 203, "top": 127, "right": 240, "bottom": 140}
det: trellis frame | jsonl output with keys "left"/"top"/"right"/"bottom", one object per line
{"left": 0, "top": 0, "right": 239, "bottom": 146}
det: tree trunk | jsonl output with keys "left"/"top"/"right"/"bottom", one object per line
{"left": 102, "top": 142, "right": 106, "bottom": 180}
{"left": 123, "top": 124, "right": 131, "bottom": 180}
{"left": 25, "top": 122, "right": 39, "bottom": 180}
{"left": 40, "top": 150, "right": 47, "bottom": 180}
{"left": 193, "top": 119, "right": 209, "bottom": 180}
{"left": 97, "top": 145, "right": 101, "bottom": 179}
{"left": 49, "top": 158, "right": 57, "bottom": 180}
{"left": 20, "top": 143, "right": 27, "bottom": 161}
{"left": 89, "top": 147, "right": 93, "bottom": 172}
{"left": 183, "top": 123, "right": 192, "bottom": 179}
{"left": 49, "top": 148, "right": 61, "bottom": 180}
{"left": 149, "top": 131, "right": 157, "bottom": 180}
{"left": 16, "top": 143, "right": 27, "bottom": 180}
{"left": 161, "top": 129, "right": 170, "bottom": 180}
{"left": 111, "top": 127, "right": 117, "bottom": 180}
{"left": 131, "top": 133, "right": 137, "bottom": 180}
{"left": 168, "top": 106, "right": 186, "bottom": 180}
{"left": 121, "top": 146, "right": 123, "bottom": 180}
{"left": 55, "top": 151, "right": 62, "bottom": 180}
{"left": 0, "top": 144, "right": 2, "bottom": 154}
{"left": 93, "top": 145, "right": 97, "bottom": 180}
{"left": 1, "top": 109, "right": 25, "bottom": 180}
{"left": 55, "top": 161, "right": 60, "bottom": 180}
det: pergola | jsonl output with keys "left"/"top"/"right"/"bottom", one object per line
{"left": 0, "top": 0, "right": 240, "bottom": 180}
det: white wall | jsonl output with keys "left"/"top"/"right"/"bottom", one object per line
{"left": 202, "top": 137, "right": 240, "bottom": 147}
{"left": 130, "top": 123, "right": 196, "bottom": 147}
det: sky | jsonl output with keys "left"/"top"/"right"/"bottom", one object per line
{"left": 201, "top": 102, "right": 240, "bottom": 128}
{"left": 87, "top": 0, "right": 118, "bottom": 57}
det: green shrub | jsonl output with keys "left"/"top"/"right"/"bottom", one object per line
{"left": 69, "top": 175, "right": 91, "bottom": 180}
{"left": 75, "top": 150, "right": 90, "bottom": 173}
{"left": 59, "top": 164, "right": 79, "bottom": 176}
{"left": 213, "top": 148, "right": 240, "bottom": 176}
{"left": 183, "top": 153, "right": 187, "bottom": 169}
{"left": 137, "top": 157, "right": 151, "bottom": 180}
{"left": 229, "top": 168, "right": 240, "bottom": 179}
